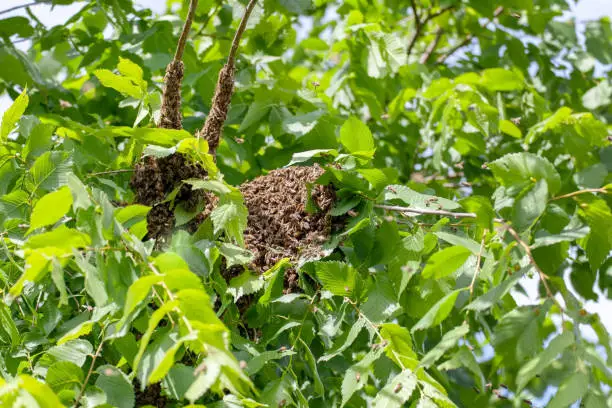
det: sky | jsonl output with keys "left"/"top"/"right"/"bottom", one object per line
{"left": 0, "top": 1, "right": 611, "bottom": 334}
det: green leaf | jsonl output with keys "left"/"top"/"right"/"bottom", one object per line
{"left": 512, "top": 179, "right": 548, "bottom": 231}
{"left": 227, "top": 271, "right": 265, "bottom": 301}
{"left": 422, "top": 246, "right": 471, "bottom": 279}
{"left": 459, "top": 195, "right": 495, "bottom": 230}
{"left": 372, "top": 370, "right": 417, "bottom": 408}
{"left": 420, "top": 323, "right": 470, "bottom": 368}
{"left": 465, "top": 267, "right": 525, "bottom": 311}
{"left": 26, "top": 151, "right": 72, "bottom": 193}
{"left": 488, "top": 152, "right": 561, "bottom": 194}
{"left": 210, "top": 198, "right": 248, "bottom": 246}
{"left": 319, "top": 318, "right": 366, "bottom": 362}
{"left": 46, "top": 361, "right": 83, "bottom": 392}
{"left": 412, "top": 290, "right": 461, "bottom": 332}
{"left": 384, "top": 185, "right": 460, "bottom": 210}
{"left": 434, "top": 232, "right": 490, "bottom": 258}
{"left": 516, "top": 331, "right": 575, "bottom": 391}
{"left": 95, "top": 365, "right": 135, "bottom": 408}
{"left": 339, "top": 116, "right": 375, "bottom": 157}
{"left": 582, "top": 80, "right": 612, "bottom": 110}
{"left": 45, "top": 340, "right": 93, "bottom": 367}
{"left": 341, "top": 347, "right": 385, "bottom": 406}
{"left": 120, "top": 275, "right": 163, "bottom": 327}
{"left": 0, "top": 302, "right": 19, "bottom": 348}
{"left": 1, "top": 87, "right": 28, "bottom": 142}
{"left": 117, "top": 57, "right": 144, "bottom": 84}
{"left": 579, "top": 198, "right": 612, "bottom": 270}
{"left": 94, "top": 69, "right": 143, "bottom": 99}
{"left": 219, "top": 243, "right": 253, "bottom": 267}
{"left": 547, "top": 372, "right": 589, "bottom": 408}
{"left": 28, "top": 186, "right": 73, "bottom": 232}
{"left": 480, "top": 68, "right": 524, "bottom": 91}
{"left": 381, "top": 323, "right": 418, "bottom": 369}
{"left": 499, "top": 119, "right": 522, "bottom": 138}
{"left": 312, "top": 261, "right": 359, "bottom": 297}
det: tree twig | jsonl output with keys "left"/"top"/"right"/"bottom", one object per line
{"left": 550, "top": 187, "right": 608, "bottom": 201}
{"left": 437, "top": 6, "right": 503, "bottom": 64}
{"left": 227, "top": 0, "right": 258, "bottom": 66}
{"left": 194, "top": 3, "right": 222, "bottom": 38}
{"left": 376, "top": 204, "right": 484, "bottom": 220}
{"left": 407, "top": 5, "right": 454, "bottom": 57}
{"left": 199, "top": 0, "right": 258, "bottom": 155}
{"left": 468, "top": 229, "right": 487, "bottom": 302}
{"left": 0, "top": 1, "right": 44, "bottom": 16}
{"left": 73, "top": 338, "right": 105, "bottom": 408}
{"left": 420, "top": 27, "right": 443, "bottom": 64}
{"left": 174, "top": 0, "right": 199, "bottom": 62}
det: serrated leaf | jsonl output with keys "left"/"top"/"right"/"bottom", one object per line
{"left": 227, "top": 271, "right": 265, "bottom": 301}
{"left": 341, "top": 347, "right": 385, "bottom": 406}
{"left": 1, "top": 87, "right": 28, "bottom": 142}
{"left": 548, "top": 372, "right": 589, "bottom": 408}
{"left": 313, "top": 261, "right": 359, "bottom": 297}
{"left": 46, "top": 361, "right": 83, "bottom": 392}
{"left": 219, "top": 243, "right": 254, "bottom": 267}
{"left": 26, "top": 151, "right": 72, "bottom": 193}
{"left": 372, "top": 370, "right": 417, "bottom": 408}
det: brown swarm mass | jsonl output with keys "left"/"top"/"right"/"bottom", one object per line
{"left": 199, "top": 64, "right": 235, "bottom": 155}
{"left": 240, "top": 165, "right": 335, "bottom": 274}
{"left": 130, "top": 153, "right": 207, "bottom": 241}
{"left": 158, "top": 60, "right": 184, "bottom": 130}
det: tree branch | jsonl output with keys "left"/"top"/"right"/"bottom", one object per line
{"left": 437, "top": 6, "right": 503, "bottom": 64}
{"left": 407, "top": 5, "right": 454, "bottom": 58}
{"left": 227, "top": 0, "right": 258, "bottom": 66}
{"left": 174, "top": 0, "right": 199, "bottom": 62}
{"left": 420, "top": 27, "right": 443, "bottom": 64}
{"left": 200, "top": 0, "right": 258, "bottom": 155}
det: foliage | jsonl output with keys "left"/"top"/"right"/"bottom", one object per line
{"left": 0, "top": 0, "right": 611, "bottom": 407}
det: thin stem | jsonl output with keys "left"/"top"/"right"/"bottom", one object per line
{"left": 437, "top": 6, "right": 503, "bottom": 64}
{"left": 550, "top": 187, "right": 608, "bottom": 201}
{"left": 468, "top": 230, "right": 487, "bottom": 302}
{"left": 174, "top": 0, "right": 199, "bottom": 61}
{"left": 227, "top": 0, "right": 258, "bottom": 66}
{"left": 194, "top": 4, "right": 222, "bottom": 37}
{"left": 410, "top": 0, "right": 421, "bottom": 30}
{"left": 74, "top": 337, "right": 105, "bottom": 408}
{"left": 420, "top": 27, "right": 443, "bottom": 64}
{"left": 407, "top": 5, "right": 453, "bottom": 57}
{"left": 0, "top": 1, "right": 42, "bottom": 16}
{"left": 503, "top": 225, "right": 555, "bottom": 301}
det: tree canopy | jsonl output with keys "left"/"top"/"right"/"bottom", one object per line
{"left": 0, "top": 0, "right": 611, "bottom": 407}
